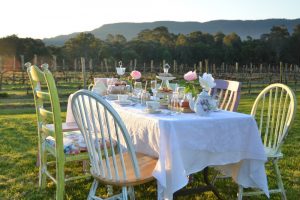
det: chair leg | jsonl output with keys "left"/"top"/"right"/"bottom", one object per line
{"left": 128, "top": 186, "right": 135, "bottom": 200}
{"left": 122, "top": 187, "right": 128, "bottom": 200}
{"left": 273, "top": 159, "right": 287, "bottom": 200}
{"left": 39, "top": 142, "right": 47, "bottom": 188}
{"left": 107, "top": 185, "right": 113, "bottom": 196}
{"left": 56, "top": 159, "right": 65, "bottom": 200}
{"left": 237, "top": 185, "right": 243, "bottom": 200}
{"left": 88, "top": 179, "right": 99, "bottom": 200}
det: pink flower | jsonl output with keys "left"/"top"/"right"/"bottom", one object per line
{"left": 184, "top": 71, "right": 197, "bottom": 81}
{"left": 130, "top": 70, "right": 142, "bottom": 80}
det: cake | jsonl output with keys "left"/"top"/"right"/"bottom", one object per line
{"left": 107, "top": 81, "right": 127, "bottom": 94}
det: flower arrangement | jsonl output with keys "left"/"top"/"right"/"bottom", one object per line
{"left": 183, "top": 70, "right": 199, "bottom": 96}
{"left": 130, "top": 70, "right": 142, "bottom": 80}
{"left": 199, "top": 72, "right": 216, "bottom": 91}
{"left": 128, "top": 70, "right": 142, "bottom": 90}
{"left": 184, "top": 71, "right": 197, "bottom": 81}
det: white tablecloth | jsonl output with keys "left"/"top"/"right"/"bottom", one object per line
{"left": 66, "top": 95, "right": 269, "bottom": 199}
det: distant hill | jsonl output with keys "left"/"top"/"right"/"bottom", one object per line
{"left": 43, "top": 19, "right": 300, "bottom": 46}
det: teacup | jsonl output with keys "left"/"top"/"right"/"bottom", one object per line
{"left": 146, "top": 101, "right": 160, "bottom": 111}
{"left": 118, "top": 94, "right": 128, "bottom": 102}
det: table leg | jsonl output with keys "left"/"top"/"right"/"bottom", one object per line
{"left": 173, "top": 167, "right": 224, "bottom": 200}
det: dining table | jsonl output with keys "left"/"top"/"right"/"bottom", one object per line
{"left": 66, "top": 93, "right": 270, "bottom": 200}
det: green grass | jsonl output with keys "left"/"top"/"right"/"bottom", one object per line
{"left": 0, "top": 92, "right": 299, "bottom": 199}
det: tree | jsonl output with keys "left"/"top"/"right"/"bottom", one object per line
{"left": 289, "top": 24, "right": 300, "bottom": 64}
{"left": 223, "top": 33, "right": 242, "bottom": 63}
{"left": 64, "top": 33, "right": 102, "bottom": 62}
{"left": 267, "top": 26, "right": 290, "bottom": 62}
{"left": 176, "top": 34, "right": 188, "bottom": 46}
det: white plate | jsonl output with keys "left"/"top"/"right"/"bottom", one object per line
{"left": 114, "top": 100, "right": 133, "bottom": 106}
{"left": 144, "top": 108, "right": 162, "bottom": 114}
{"left": 106, "top": 94, "right": 118, "bottom": 100}
{"left": 156, "top": 76, "right": 176, "bottom": 81}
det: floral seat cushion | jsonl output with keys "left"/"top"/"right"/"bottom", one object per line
{"left": 46, "top": 131, "right": 114, "bottom": 155}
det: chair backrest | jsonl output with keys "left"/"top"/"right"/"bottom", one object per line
{"left": 26, "top": 63, "right": 64, "bottom": 160}
{"left": 71, "top": 90, "right": 140, "bottom": 183}
{"left": 251, "top": 83, "right": 297, "bottom": 153}
{"left": 209, "top": 79, "right": 241, "bottom": 111}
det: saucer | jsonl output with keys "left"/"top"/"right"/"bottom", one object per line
{"left": 106, "top": 94, "right": 118, "bottom": 100}
{"left": 114, "top": 100, "right": 133, "bottom": 106}
{"left": 144, "top": 108, "right": 162, "bottom": 114}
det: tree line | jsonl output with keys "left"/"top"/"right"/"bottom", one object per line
{"left": 1, "top": 24, "right": 300, "bottom": 70}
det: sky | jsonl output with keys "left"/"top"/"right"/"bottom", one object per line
{"left": 0, "top": 0, "right": 299, "bottom": 39}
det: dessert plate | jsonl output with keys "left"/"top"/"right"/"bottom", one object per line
{"left": 114, "top": 100, "right": 134, "bottom": 106}
{"left": 156, "top": 76, "right": 176, "bottom": 81}
{"left": 144, "top": 108, "right": 162, "bottom": 114}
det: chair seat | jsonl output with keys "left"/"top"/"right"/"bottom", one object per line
{"left": 92, "top": 152, "right": 157, "bottom": 186}
{"left": 264, "top": 147, "right": 283, "bottom": 158}
{"left": 46, "top": 131, "right": 115, "bottom": 155}
{"left": 46, "top": 131, "right": 87, "bottom": 155}
{"left": 46, "top": 122, "right": 79, "bottom": 132}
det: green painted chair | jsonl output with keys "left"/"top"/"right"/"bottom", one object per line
{"left": 238, "top": 83, "right": 297, "bottom": 200}
{"left": 26, "top": 63, "right": 90, "bottom": 199}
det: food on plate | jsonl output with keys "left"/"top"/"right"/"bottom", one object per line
{"left": 114, "top": 80, "right": 127, "bottom": 86}
{"left": 158, "top": 87, "right": 173, "bottom": 93}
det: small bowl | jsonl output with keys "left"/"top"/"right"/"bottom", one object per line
{"left": 146, "top": 101, "right": 160, "bottom": 111}
{"left": 118, "top": 94, "right": 128, "bottom": 102}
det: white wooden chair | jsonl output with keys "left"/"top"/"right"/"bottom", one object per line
{"left": 175, "top": 80, "right": 242, "bottom": 199}
{"left": 237, "top": 83, "right": 297, "bottom": 200}
{"left": 209, "top": 80, "right": 242, "bottom": 184}
{"left": 71, "top": 90, "right": 157, "bottom": 200}
{"left": 209, "top": 79, "right": 241, "bottom": 112}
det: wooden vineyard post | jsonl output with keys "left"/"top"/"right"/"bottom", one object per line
{"left": 213, "top": 64, "right": 216, "bottom": 75}
{"left": 199, "top": 61, "right": 202, "bottom": 74}
{"left": 101, "top": 61, "right": 104, "bottom": 72}
{"left": 130, "top": 60, "right": 133, "bottom": 72}
{"left": 150, "top": 60, "right": 154, "bottom": 73}
{"left": 285, "top": 63, "right": 288, "bottom": 84}
{"left": 13, "top": 56, "right": 16, "bottom": 85}
{"left": 235, "top": 62, "right": 239, "bottom": 73}
{"left": 33, "top": 54, "right": 37, "bottom": 65}
{"left": 260, "top": 64, "right": 263, "bottom": 73}
{"left": 20, "top": 55, "right": 25, "bottom": 84}
{"left": 104, "top": 58, "right": 108, "bottom": 73}
{"left": 89, "top": 59, "right": 93, "bottom": 71}
{"left": 248, "top": 63, "right": 253, "bottom": 95}
{"left": 280, "top": 62, "right": 283, "bottom": 83}
{"left": 173, "top": 60, "right": 177, "bottom": 74}
{"left": 294, "top": 65, "right": 298, "bottom": 92}
{"left": 81, "top": 57, "right": 86, "bottom": 89}
{"left": 134, "top": 59, "right": 137, "bottom": 70}
{"left": 205, "top": 59, "right": 209, "bottom": 73}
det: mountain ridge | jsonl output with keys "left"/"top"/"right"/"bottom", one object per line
{"left": 43, "top": 19, "right": 300, "bottom": 46}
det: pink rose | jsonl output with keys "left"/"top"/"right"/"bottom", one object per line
{"left": 184, "top": 71, "right": 197, "bottom": 81}
{"left": 130, "top": 70, "right": 142, "bottom": 80}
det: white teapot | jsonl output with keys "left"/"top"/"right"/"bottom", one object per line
{"left": 89, "top": 78, "right": 107, "bottom": 96}
{"left": 188, "top": 90, "right": 212, "bottom": 116}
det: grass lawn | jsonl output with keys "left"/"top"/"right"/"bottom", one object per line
{"left": 0, "top": 94, "right": 299, "bottom": 200}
